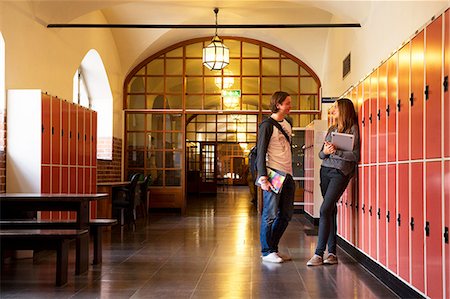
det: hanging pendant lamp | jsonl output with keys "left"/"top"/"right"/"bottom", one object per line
{"left": 202, "top": 8, "right": 229, "bottom": 71}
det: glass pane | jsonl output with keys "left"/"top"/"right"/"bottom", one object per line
{"left": 242, "top": 59, "right": 259, "bottom": 76}
{"left": 242, "top": 95, "right": 258, "bottom": 110}
{"left": 127, "top": 114, "right": 145, "bottom": 131}
{"left": 165, "top": 151, "right": 182, "bottom": 168}
{"left": 242, "top": 77, "right": 259, "bottom": 94}
{"left": 166, "top": 95, "right": 182, "bottom": 109}
{"left": 206, "top": 122, "right": 216, "bottom": 131}
{"left": 195, "top": 123, "right": 206, "bottom": 132}
{"left": 166, "top": 59, "right": 183, "bottom": 75}
{"left": 300, "top": 66, "right": 310, "bottom": 76}
{"left": 217, "top": 115, "right": 226, "bottom": 122}
{"left": 146, "top": 132, "right": 164, "bottom": 150}
{"left": 242, "top": 42, "right": 259, "bottom": 57}
{"left": 187, "top": 122, "right": 195, "bottom": 132}
{"left": 289, "top": 114, "right": 299, "bottom": 127}
{"left": 186, "top": 59, "right": 203, "bottom": 75}
{"left": 127, "top": 151, "right": 144, "bottom": 168}
{"left": 227, "top": 122, "right": 236, "bottom": 132}
{"left": 196, "top": 132, "right": 206, "bottom": 141}
{"left": 215, "top": 77, "right": 239, "bottom": 90}
{"left": 186, "top": 132, "right": 196, "bottom": 141}
{"left": 225, "top": 39, "right": 241, "bottom": 57}
{"left": 300, "top": 114, "right": 316, "bottom": 127}
{"left": 217, "top": 133, "right": 226, "bottom": 141}
{"left": 205, "top": 77, "right": 221, "bottom": 94}
{"left": 300, "top": 77, "right": 318, "bottom": 94}
{"left": 129, "top": 77, "right": 145, "bottom": 93}
{"left": 147, "top": 77, "right": 164, "bottom": 93}
{"left": 186, "top": 77, "right": 203, "bottom": 94}
{"left": 262, "top": 47, "right": 279, "bottom": 58}
{"left": 300, "top": 95, "right": 318, "bottom": 110}
{"left": 128, "top": 94, "right": 145, "bottom": 109}
{"left": 281, "top": 77, "right": 299, "bottom": 94}
{"left": 281, "top": 59, "right": 299, "bottom": 76}
{"left": 262, "top": 77, "right": 280, "bottom": 94}
{"left": 204, "top": 95, "right": 220, "bottom": 110}
{"left": 290, "top": 95, "right": 299, "bottom": 110}
{"left": 127, "top": 132, "right": 145, "bottom": 150}
{"left": 227, "top": 133, "right": 237, "bottom": 142}
{"left": 206, "top": 115, "right": 216, "bottom": 122}
{"left": 136, "top": 67, "right": 145, "bottom": 76}
{"left": 186, "top": 43, "right": 203, "bottom": 58}
{"left": 166, "top": 77, "right": 183, "bottom": 93}
{"left": 226, "top": 59, "right": 241, "bottom": 76}
{"left": 262, "top": 95, "right": 271, "bottom": 110}
{"left": 196, "top": 115, "right": 206, "bottom": 122}
{"left": 146, "top": 114, "right": 164, "bottom": 130}
{"left": 217, "top": 123, "right": 226, "bottom": 132}
{"left": 166, "top": 48, "right": 182, "bottom": 57}
{"left": 186, "top": 95, "right": 202, "bottom": 109}
{"left": 246, "top": 122, "right": 257, "bottom": 132}
{"left": 147, "top": 59, "right": 164, "bottom": 75}
{"left": 165, "top": 170, "right": 181, "bottom": 186}
{"left": 166, "top": 132, "right": 183, "bottom": 149}
{"left": 206, "top": 133, "right": 216, "bottom": 141}
{"left": 262, "top": 59, "right": 279, "bottom": 76}
{"left": 150, "top": 169, "right": 163, "bottom": 186}
{"left": 147, "top": 95, "right": 166, "bottom": 109}
{"left": 169, "top": 113, "right": 182, "bottom": 131}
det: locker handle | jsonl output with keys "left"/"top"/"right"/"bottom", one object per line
{"left": 362, "top": 118, "right": 365, "bottom": 127}
{"left": 386, "top": 211, "right": 390, "bottom": 222}
{"left": 369, "top": 114, "right": 372, "bottom": 124}
{"left": 445, "top": 227, "right": 449, "bottom": 243}
{"left": 386, "top": 105, "right": 390, "bottom": 116}
{"left": 51, "top": 127, "right": 54, "bottom": 135}
{"left": 377, "top": 208, "right": 380, "bottom": 219}
{"left": 425, "top": 221, "right": 430, "bottom": 237}
{"left": 78, "top": 132, "right": 80, "bottom": 140}
{"left": 397, "top": 100, "right": 401, "bottom": 112}
{"left": 443, "top": 76, "right": 448, "bottom": 92}
{"left": 61, "top": 129, "right": 64, "bottom": 137}
{"left": 362, "top": 204, "right": 365, "bottom": 213}
{"left": 377, "top": 110, "right": 381, "bottom": 120}
{"left": 410, "top": 217, "right": 415, "bottom": 231}
{"left": 424, "top": 85, "right": 429, "bottom": 100}
{"left": 409, "top": 93, "right": 414, "bottom": 106}
{"left": 85, "top": 134, "right": 87, "bottom": 141}
{"left": 42, "top": 125, "right": 44, "bottom": 134}
{"left": 70, "top": 131, "right": 72, "bottom": 139}
{"left": 397, "top": 214, "right": 401, "bottom": 226}
{"left": 369, "top": 206, "right": 372, "bottom": 216}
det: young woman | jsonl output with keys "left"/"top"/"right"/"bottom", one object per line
{"left": 307, "top": 98, "right": 360, "bottom": 266}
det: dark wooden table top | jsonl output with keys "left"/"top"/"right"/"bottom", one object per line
{"left": 0, "top": 193, "right": 108, "bottom": 202}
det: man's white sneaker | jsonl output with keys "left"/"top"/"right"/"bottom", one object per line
{"left": 262, "top": 252, "right": 283, "bottom": 263}
{"left": 276, "top": 252, "right": 292, "bottom": 261}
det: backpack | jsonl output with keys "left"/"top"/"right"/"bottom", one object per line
{"left": 248, "top": 118, "right": 291, "bottom": 178}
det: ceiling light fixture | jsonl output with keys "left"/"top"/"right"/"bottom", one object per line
{"left": 202, "top": 8, "right": 229, "bottom": 71}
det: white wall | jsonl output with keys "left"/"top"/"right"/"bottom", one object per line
{"left": 0, "top": 1, "right": 124, "bottom": 138}
{"left": 322, "top": 1, "right": 449, "bottom": 97}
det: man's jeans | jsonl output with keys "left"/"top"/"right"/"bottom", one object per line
{"left": 260, "top": 174, "right": 295, "bottom": 256}
{"left": 315, "top": 166, "right": 350, "bottom": 257}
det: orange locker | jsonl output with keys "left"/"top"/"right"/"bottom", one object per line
{"left": 363, "top": 166, "right": 369, "bottom": 253}
{"left": 41, "top": 166, "right": 51, "bottom": 220}
{"left": 410, "top": 162, "right": 424, "bottom": 292}
{"left": 378, "top": 165, "right": 387, "bottom": 265}
{"left": 77, "top": 167, "right": 84, "bottom": 194}
{"left": 85, "top": 110, "right": 91, "bottom": 166}
{"left": 397, "top": 163, "right": 410, "bottom": 281}
{"left": 69, "top": 167, "right": 77, "bottom": 220}
{"left": 410, "top": 31, "right": 424, "bottom": 161}
{"left": 61, "top": 166, "right": 69, "bottom": 220}
{"left": 444, "top": 10, "right": 450, "bottom": 158}
{"left": 69, "top": 103, "right": 77, "bottom": 165}
{"left": 363, "top": 85, "right": 370, "bottom": 164}
{"left": 445, "top": 160, "right": 449, "bottom": 299}
{"left": 387, "top": 54, "right": 397, "bottom": 162}
{"left": 92, "top": 111, "right": 97, "bottom": 166}
{"left": 77, "top": 105, "right": 85, "bottom": 167}
{"left": 370, "top": 72, "right": 378, "bottom": 164}
{"left": 378, "top": 63, "right": 387, "bottom": 163}
{"left": 370, "top": 166, "right": 377, "bottom": 259}
{"left": 61, "top": 101, "right": 69, "bottom": 165}
{"left": 91, "top": 168, "right": 97, "bottom": 194}
{"left": 387, "top": 165, "right": 397, "bottom": 273}
{"left": 425, "top": 16, "right": 443, "bottom": 159}
{"left": 84, "top": 167, "right": 91, "bottom": 194}
{"left": 425, "top": 161, "right": 443, "bottom": 298}
{"left": 51, "top": 97, "right": 61, "bottom": 165}
{"left": 41, "top": 94, "right": 51, "bottom": 165}
{"left": 51, "top": 166, "right": 61, "bottom": 220}
{"left": 358, "top": 166, "right": 364, "bottom": 249}
{"left": 398, "top": 43, "right": 410, "bottom": 162}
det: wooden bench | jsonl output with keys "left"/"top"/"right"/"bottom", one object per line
{"left": 0, "top": 229, "right": 88, "bottom": 286}
{"left": 0, "top": 219, "right": 117, "bottom": 265}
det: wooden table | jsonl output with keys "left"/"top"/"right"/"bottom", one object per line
{"left": 96, "top": 182, "right": 130, "bottom": 218}
{"left": 0, "top": 193, "right": 108, "bottom": 274}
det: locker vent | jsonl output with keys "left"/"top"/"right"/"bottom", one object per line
{"left": 343, "top": 53, "right": 351, "bottom": 78}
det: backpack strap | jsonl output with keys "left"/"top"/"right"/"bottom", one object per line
{"left": 266, "top": 117, "right": 291, "bottom": 144}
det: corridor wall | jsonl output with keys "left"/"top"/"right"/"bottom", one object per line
{"left": 337, "top": 9, "right": 449, "bottom": 299}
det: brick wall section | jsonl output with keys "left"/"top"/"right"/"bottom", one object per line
{"left": 0, "top": 110, "right": 5, "bottom": 193}
{"left": 97, "top": 137, "right": 122, "bottom": 183}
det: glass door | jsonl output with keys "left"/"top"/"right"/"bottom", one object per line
{"left": 200, "top": 142, "right": 217, "bottom": 193}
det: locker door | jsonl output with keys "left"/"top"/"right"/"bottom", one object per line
{"left": 85, "top": 110, "right": 91, "bottom": 166}
{"left": 61, "top": 166, "right": 69, "bottom": 220}
{"left": 363, "top": 166, "right": 369, "bottom": 253}
{"left": 357, "top": 85, "right": 365, "bottom": 163}
{"left": 444, "top": 160, "right": 450, "bottom": 299}
{"left": 69, "top": 167, "right": 77, "bottom": 220}
{"left": 77, "top": 106, "right": 85, "bottom": 167}
{"left": 398, "top": 163, "right": 410, "bottom": 281}
{"left": 378, "top": 165, "right": 387, "bottom": 265}
{"left": 92, "top": 111, "right": 97, "bottom": 166}
{"left": 425, "top": 161, "right": 443, "bottom": 298}
{"left": 61, "top": 101, "right": 69, "bottom": 165}
{"left": 411, "top": 30, "right": 424, "bottom": 160}
{"left": 363, "top": 80, "right": 370, "bottom": 164}
{"left": 84, "top": 167, "right": 91, "bottom": 194}
{"left": 426, "top": 16, "right": 443, "bottom": 159}
{"left": 387, "top": 54, "right": 397, "bottom": 162}
{"left": 69, "top": 104, "right": 77, "bottom": 166}
{"left": 51, "top": 166, "right": 61, "bottom": 220}
{"left": 91, "top": 168, "right": 97, "bottom": 194}
{"left": 444, "top": 10, "right": 450, "bottom": 158}
{"left": 370, "top": 72, "right": 378, "bottom": 164}
{"left": 337, "top": 193, "right": 343, "bottom": 237}
{"left": 410, "top": 162, "right": 424, "bottom": 292}
{"left": 387, "top": 164, "right": 397, "bottom": 273}
{"left": 51, "top": 97, "right": 61, "bottom": 165}
{"left": 378, "top": 63, "right": 387, "bottom": 163}
{"left": 77, "top": 167, "right": 84, "bottom": 194}
{"left": 41, "top": 166, "right": 51, "bottom": 220}
{"left": 398, "top": 43, "right": 410, "bottom": 161}
{"left": 358, "top": 166, "right": 364, "bottom": 249}
{"left": 370, "top": 166, "right": 377, "bottom": 259}
{"left": 41, "top": 94, "right": 51, "bottom": 165}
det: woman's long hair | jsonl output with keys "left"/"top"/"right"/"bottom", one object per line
{"left": 333, "top": 98, "right": 358, "bottom": 133}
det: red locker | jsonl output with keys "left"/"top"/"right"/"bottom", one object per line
{"left": 357, "top": 85, "right": 365, "bottom": 164}
{"left": 378, "top": 165, "right": 387, "bottom": 265}
{"left": 61, "top": 167, "right": 69, "bottom": 220}
{"left": 77, "top": 106, "right": 85, "bottom": 167}
{"left": 425, "top": 161, "right": 443, "bottom": 298}
{"left": 410, "top": 162, "right": 424, "bottom": 292}
{"left": 363, "top": 166, "right": 370, "bottom": 254}
{"left": 387, "top": 165, "right": 397, "bottom": 273}
{"left": 92, "top": 111, "right": 97, "bottom": 166}
{"left": 370, "top": 72, "right": 378, "bottom": 164}
{"left": 444, "top": 10, "right": 450, "bottom": 158}
{"left": 398, "top": 43, "right": 410, "bottom": 162}
{"left": 69, "top": 167, "right": 77, "bottom": 220}
{"left": 363, "top": 80, "right": 370, "bottom": 164}
{"left": 61, "top": 101, "right": 69, "bottom": 165}
{"left": 70, "top": 104, "right": 77, "bottom": 165}
{"left": 51, "top": 97, "right": 61, "bottom": 165}
{"left": 41, "top": 94, "right": 51, "bottom": 165}
{"left": 378, "top": 63, "right": 387, "bottom": 163}
{"left": 445, "top": 160, "right": 450, "bottom": 299}
{"left": 411, "top": 31, "right": 424, "bottom": 160}
{"left": 387, "top": 54, "right": 397, "bottom": 162}
{"left": 370, "top": 166, "right": 377, "bottom": 259}
{"left": 358, "top": 166, "right": 364, "bottom": 249}
{"left": 78, "top": 167, "right": 84, "bottom": 194}
{"left": 84, "top": 167, "right": 91, "bottom": 194}
{"left": 41, "top": 166, "right": 51, "bottom": 220}
{"left": 426, "top": 16, "right": 443, "bottom": 159}
{"left": 398, "top": 163, "right": 410, "bottom": 281}
{"left": 85, "top": 110, "right": 91, "bottom": 166}
{"left": 91, "top": 168, "right": 97, "bottom": 194}
{"left": 51, "top": 166, "right": 61, "bottom": 220}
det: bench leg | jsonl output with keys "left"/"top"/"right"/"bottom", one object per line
{"left": 75, "top": 233, "right": 89, "bottom": 275}
{"left": 91, "top": 226, "right": 103, "bottom": 265}
{"left": 56, "top": 240, "right": 69, "bottom": 286}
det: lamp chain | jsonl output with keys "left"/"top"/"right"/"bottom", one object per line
{"left": 214, "top": 8, "right": 219, "bottom": 37}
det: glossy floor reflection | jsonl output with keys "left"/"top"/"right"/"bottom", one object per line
{"left": 1, "top": 186, "right": 398, "bottom": 298}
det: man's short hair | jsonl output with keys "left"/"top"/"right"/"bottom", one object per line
{"left": 270, "top": 91, "right": 290, "bottom": 113}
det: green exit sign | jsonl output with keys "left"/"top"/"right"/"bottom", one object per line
{"left": 221, "top": 89, "right": 241, "bottom": 98}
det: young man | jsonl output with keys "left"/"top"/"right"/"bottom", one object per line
{"left": 256, "top": 91, "right": 295, "bottom": 263}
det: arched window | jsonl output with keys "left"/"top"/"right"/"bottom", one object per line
{"left": 73, "top": 49, "right": 113, "bottom": 160}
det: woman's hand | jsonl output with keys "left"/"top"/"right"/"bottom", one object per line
{"left": 258, "top": 176, "right": 274, "bottom": 192}
{"left": 323, "top": 141, "right": 336, "bottom": 155}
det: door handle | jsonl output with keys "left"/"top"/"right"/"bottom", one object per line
{"left": 410, "top": 217, "right": 415, "bottom": 231}
{"left": 397, "top": 213, "right": 401, "bottom": 226}
{"left": 386, "top": 105, "right": 390, "bottom": 116}
{"left": 386, "top": 211, "right": 390, "bottom": 222}
{"left": 410, "top": 93, "right": 414, "bottom": 106}
{"left": 425, "top": 221, "right": 430, "bottom": 237}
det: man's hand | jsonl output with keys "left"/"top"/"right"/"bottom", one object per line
{"left": 258, "top": 176, "right": 274, "bottom": 192}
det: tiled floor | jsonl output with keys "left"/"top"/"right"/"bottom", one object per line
{"left": 1, "top": 186, "right": 398, "bottom": 298}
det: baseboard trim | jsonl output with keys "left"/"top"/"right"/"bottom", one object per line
{"left": 303, "top": 212, "right": 320, "bottom": 226}
{"left": 337, "top": 236, "right": 425, "bottom": 299}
